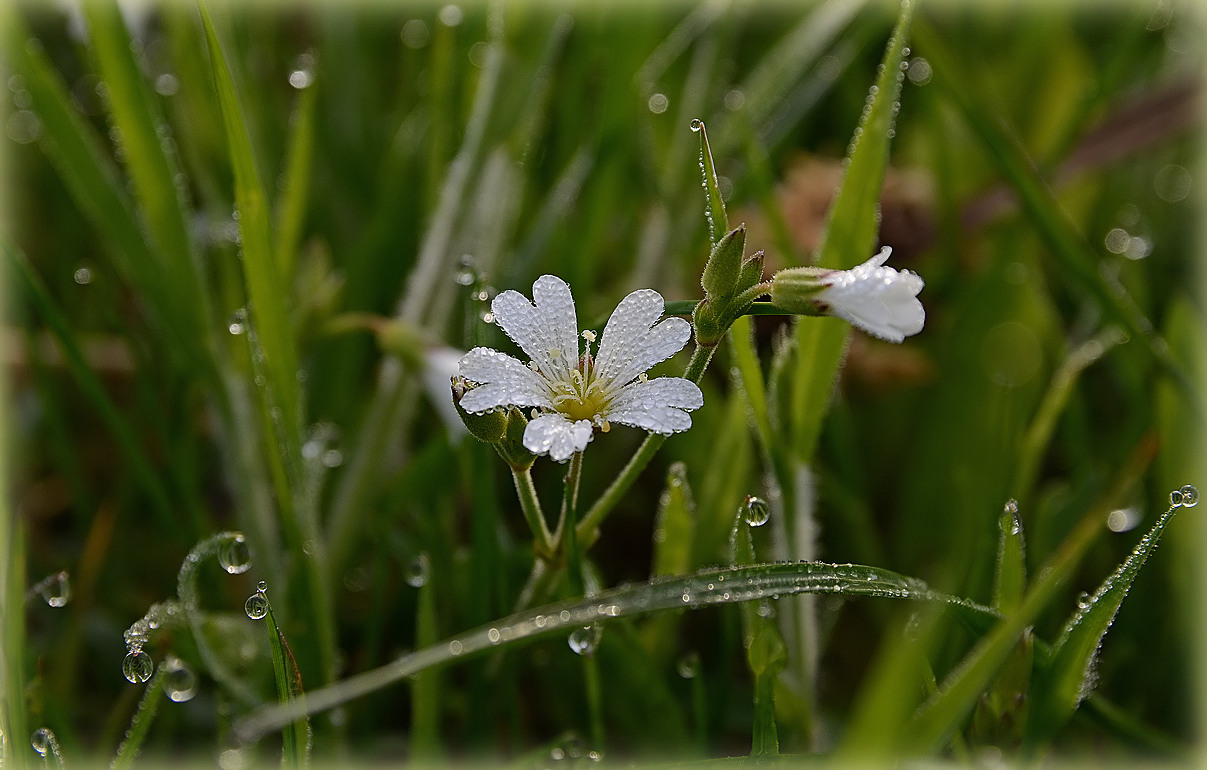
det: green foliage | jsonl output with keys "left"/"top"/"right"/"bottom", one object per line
{"left": 4, "top": 0, "right": 1201, "bottom": 765}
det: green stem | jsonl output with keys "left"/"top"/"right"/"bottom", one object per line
{"left": 575, "top": 343, "right": 716, "bottom": 549}
{"left": 664, "top": 298, "right": 808, "bottom": 318}
{"left": 511, "top": 467, "right": 555, "bottom": 560}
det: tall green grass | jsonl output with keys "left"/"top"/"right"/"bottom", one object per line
{"left": 2, "top": 0, "right": 1202, "bottom": 765}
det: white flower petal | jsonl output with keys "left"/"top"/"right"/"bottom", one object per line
{"left": 593, "top": 288, "right": 692, "bottom": 391}
{"left": 523, "top": 413, "right": 594, "bottom": 462}
{"left": 819, "top": 247, "right": 924, "bottom": 343}
{"left": 491, "top": 275, "right": 579, "bottom": 380}
{"left": 458, "top": 347, "right": 553, "bottom": 413}
{"left": 602, "top": 377, "right": 703, "bottom": 435}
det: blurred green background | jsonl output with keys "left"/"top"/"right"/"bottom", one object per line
{"left": 2, "top": 0, "right": 1203, "bottom": 764}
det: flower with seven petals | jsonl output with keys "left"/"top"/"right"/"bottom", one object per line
{"left": 457, "top": 275, "right": 703, "bottom": 462}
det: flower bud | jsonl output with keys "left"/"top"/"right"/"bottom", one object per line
{"left": 452, "top": 377, "right": 507, "bottom": 442}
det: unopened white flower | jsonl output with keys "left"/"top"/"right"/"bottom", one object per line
{"left": 457, "top": 275, "right": 703, "bottom": 462}
{"left": 770, "top": 246, "right": 924, "bottom": 343}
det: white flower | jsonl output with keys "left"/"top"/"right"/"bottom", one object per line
{"left": 771, "top": 246, "right": 925, "bottom": 343}
{"left": 816, "top": 247, "right": 924, "bottom": 342}
{"left": 457, "top": 275, "right": 703, "bottom": 462}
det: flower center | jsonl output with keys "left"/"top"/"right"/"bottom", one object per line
{"left": 548, "top": 356, "right": 608, "bottom": 424}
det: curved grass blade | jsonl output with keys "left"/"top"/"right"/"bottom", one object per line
{"left": 1024, "top": 490, "right": 1194, "bottom": 750}
{"left": 904, "top": 435, "right": 1157, "bottom": 755}
{"left": 275, "top": 80, "right": 318, "bottom": 281}
{"left": 235, "top": 560, "right": 997, "bottom": 741}
{"left": 260, "top": 595, "right": 310, "bottom": 767}
{"left": 111, "top": 662, "right": 168, "bottom": 770}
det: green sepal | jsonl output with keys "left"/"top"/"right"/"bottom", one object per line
{"left": 496, "top": 407, "right": 536, "bottom": 471}
{"left": 738, "top": 249, "right": 766, "bottom": 293}
{"left": 701, "top": 224, "right": 747, "bottom": 301}
{"left": 453, "top": 396, "right": 507, "bottom": 444}
{"left": 766, "top": 266, "right": 828, "bottom": 315}
{"left": 691, "top": 299, "right": 726, "bottom": 346}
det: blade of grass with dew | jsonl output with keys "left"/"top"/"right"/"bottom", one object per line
{"left": 4, "top": 237, "right": 185, "bottom": 540}
{"left": 1, "top": 518, "right": 27, "bottom": 770}
{"left": 1024, "top": 491, "right": 1193, "bottom": 752}
{"left": 993, "top": 500, "right": 1027, "bottom": 616}
{"left": 0, "top": 8, "right": 215, "bottom": 383}
{"left": 198, "top": 1, "right": 338, "bottom": 687}
{"left": 901, "top": 435, "right": 1157, "bottom": 756}
{"left": 275, "top": 79, "right": 318, "bottom": 282}
{"left": 791, "top": 0, "right": 912, "bottom": 461}
{"left": 81, "top": 0, "right": 208, "bottom": 324}
{"left": 912, "top": 19, "right": 1196, "bottom": 408}
{"left": 261, "top": 596, "right": 310, "bottom": 767}
{"left": 110, "top": 662, "right": 168, "bottom": 770}
{"left": 234, "top": 559, "right": 998, "bottom": 740}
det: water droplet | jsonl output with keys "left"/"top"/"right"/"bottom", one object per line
{"left": 217, "top": 534, "right": 252, "bottom": 574}
{"left": 41, "top": 571, "right": 71, "bottom": 607}
{"left": 1170, "top": 489, "right": 1184, "bottom": 507}
{"left": 154, "top": 72, "right": 179, "bottom": 96}
{"left": 448, "top": 640, "right": 464, "bottom": 655}
{"left": 163, "top": 655, "right": 198, "bottom": 702}
{"left": 743, "top": 495, "right": 770, "bottom": 527}
{"left": 244, "top": 588, "right": 269, "bottom": 620}
{"left": 218, "top": 748, "right": 250, "bottom": 770}
{"left": 438, "top": 4, "right": 463, "bottom": 27}
{"left": 568, "top": 624, "right": 601, "bottom": 656}
{"left": 1076, "top": 591, "right": 1091, "bottom": 610}
{"left": 73, "top": 266, "right": 93, "bottom": 285}
{"left": 677, "top": 650, "right": 701, "bottom": 679}
{"left": 647, "top": 92, "right": 669, "bottom": 114}
{"left": 288, "top": 69, "right": 313, "bottom": 89}
{"left": 30, "top": 727, "right": 55, "bottom": 757}
{"left": 123, "top": 649, "right": 154, "bottom": 683}
{"left": 756, "top": 599, "right": 776, "bottom": 618}
{"left": 228, "top": 308, "right": 248, "bottom": 335}
{"left": 406, "top": 553, "right": 430, "bottom": 587}
{"left": 724, "top": 89, "right": 746, "bottom": 111}
{"left": 6, "top": 109, "right": 42, "bottom": 144}
{"left": 999, "top": 499, "right": 1022, "bottom": 535}
{"left": 401, "top": 19, "right": 431, "bottom": 49}
{"left": 1179, "top": 484, "right": 1199, "bottom": 507}
{"left": 689, "top": 118, "right": 703, "bottom": 133}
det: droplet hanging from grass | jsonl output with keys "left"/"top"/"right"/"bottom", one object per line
{"left": 217, "top": 534, "right": 251, "bottom": 574}
{"left": 245, "top": 581, "right": 269, "bottom": 620}
{"left": 1176, "top": 484, "right": 1198, "bottom": 507}
{"left": 123, "top": 649, "right": 154, "bottom": 684}
{"left": 677, "top": 651, "right": 701, "bottom": 679}
{"left": 406, "top": 554, "right": 430, "bottom": 588}
{"left": 744, "top": 496, "right": 770, "bottom": 527}
{"left": 164, "top": 655, "right": 198, "bottom": 703}
{"left": 568, "top": 624, "right": 601, "bottom": 656}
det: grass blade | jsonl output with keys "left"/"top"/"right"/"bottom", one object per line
{"left": 235, "top": 559, "right": 998, "bottom": 740}
{"left": 261, "top": 594, "right": 310, "bottom": 767}
{"left": 790, "top": 0, "right": 913, "bottom": 460}
{"left": 111, "top": 662, "right": 168, "bottom": 770}
{"left": 1025, "top": 491, "right": 1193, "bottom": 750}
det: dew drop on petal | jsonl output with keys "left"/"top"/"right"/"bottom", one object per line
{"left": 743, "top": 495, "right": 770, "bottom": 527}
{"left": 123, "top": 649, "right": 154, "bottom": 683}
{"left": 218, "top": 534, "right": 252, "bottom": 574}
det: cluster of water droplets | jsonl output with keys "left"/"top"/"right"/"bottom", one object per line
{"left": 1000, "top": 499, "right": 1022, "bottom": 535}
{"left": 302, "top": 422, "right": 344, "bottom": 469}
{"left": 122, "top": 600, "right": 182, "bottom": 683}
{"left": 1169, "top": 484, "right": 1199, "bottom": 508}
{"left": 31, "top": 727, "right": 63, "bottom": 767}
{"left": 455, "top": 255, "right": 497, "bottom": 325}
{"left": 288, "top": 52, "right": 316, "bottom": 90}
{"left": 245, "top": 581, "right": 270, "bottom": 620}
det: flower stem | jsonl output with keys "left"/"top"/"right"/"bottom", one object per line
{"left": 511, "top": 467, "right": 555, "bottom": 560}
{"left": 576, "top": 343, "right": 716, "bottom": 548}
